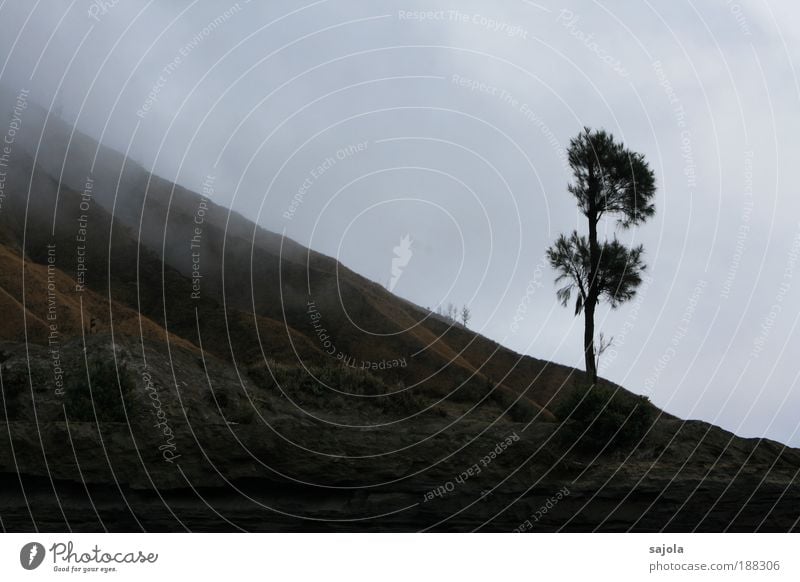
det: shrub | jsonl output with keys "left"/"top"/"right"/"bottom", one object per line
{"left": 64, "top": 359, "right": 134, "bottom": 423}
{"left": 555, "top": 384, "right": 653, "bottom": 452}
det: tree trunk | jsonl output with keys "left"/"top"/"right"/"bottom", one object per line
{"left": 584, "top": 300, "right": 597, "bottom": 384}
{"left": 586, "top": 209, "right": 599, "bottom": 384}
{"left": 585, "top": 153, "right": 599, "bottom": 385}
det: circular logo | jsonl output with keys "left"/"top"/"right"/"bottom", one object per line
{"left": 20, "top": 542, "right": 46, "bottom": 570}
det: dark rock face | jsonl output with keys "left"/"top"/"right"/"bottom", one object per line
{"left": 2, "top": 335, "right": 799, "bottom": 532}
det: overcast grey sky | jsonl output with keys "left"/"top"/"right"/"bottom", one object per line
{"left": 2, "top": 0, "right": 800, "bottom": 446}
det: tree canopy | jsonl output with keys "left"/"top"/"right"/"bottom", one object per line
{"left": 566, "top": 128, "right": 656, "bottom": 227}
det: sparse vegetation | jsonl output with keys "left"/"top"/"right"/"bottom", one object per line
{"left": 435, "top": 302, "right": 460, "bottom": 323}
{"left": 247, "top": 360, "right": 430, "bottom": 416}
{"left": 555, "top": 384, "right": 653, "bottom": 452}
{"left": 461, "top": 305, "right": 471, "bottom": 328}
{"left": 435, "top": 303, "right": 473, "bottom": 328}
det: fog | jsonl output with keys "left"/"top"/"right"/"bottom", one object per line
{"left": 1, "top": 0, "right": 799, "bottom": 445}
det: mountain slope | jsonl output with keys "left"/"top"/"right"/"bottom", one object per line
{"left": 8, "top": 106, "right": 582, "bottom": 420}
{"left": 0, "top": 98, "right": 798, "bottom": 532}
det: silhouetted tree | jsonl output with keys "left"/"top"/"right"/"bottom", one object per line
{"left": 547, "top": 128, "right": 655, "bottom": 384}
{"left": 446, "top": 302, "right": 457, "bottom": 323}
{"left": 461, "top": 305, "right": 471, "bottom": 328}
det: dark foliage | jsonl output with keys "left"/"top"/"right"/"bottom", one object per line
{"left": 547, "top": 232, "right": 646, "bottom": 315}
{"left": 566, "top": 128, "right": 656, "bottom": 227}
{"left": 556, "top": 384, "right": 653, "bottom": 452}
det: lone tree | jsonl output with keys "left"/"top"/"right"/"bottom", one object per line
{"left": 461, "top": 305, "right": 471, "bottom": 328}
{"left": 547, "top": 128, "right": 655, "bottom": 384}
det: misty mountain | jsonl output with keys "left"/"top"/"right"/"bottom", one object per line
{"left": 1, "top": 93, "right": 799, "bottom": 532}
